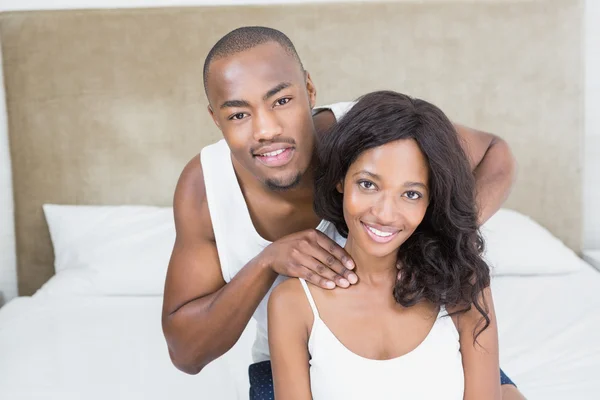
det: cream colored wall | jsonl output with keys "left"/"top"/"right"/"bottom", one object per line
{"left": 0, "top": 0, "right": 598, "bottom": 302}
{"left": 0, "top": 41, "right": 14, "bottom": 305}
{"left": 584, "top": 0, "right": 600, "bottom": 250}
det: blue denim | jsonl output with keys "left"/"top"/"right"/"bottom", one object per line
{"left": 248, "top": 360, "right": 516, "bottom": 399}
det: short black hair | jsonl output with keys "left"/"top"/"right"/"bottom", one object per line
{"left": 314, "top": 90, "right": 491, "bottom": 343}
{"left": 203, "top": 26, "right": 304, "bottom": 94}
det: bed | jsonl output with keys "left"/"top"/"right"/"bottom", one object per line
{"left": 0, "top": 1, "right": 597, "bottom": 399}
{"left": 1, "top": 262, "right": 599, "bottom": 399}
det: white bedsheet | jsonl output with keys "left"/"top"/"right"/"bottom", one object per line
{"left": 0, "top": 294, "right": 256, "bottom": 400}
{"left": 1, "top": 266, "right": 599, "bottom": 399}
{"left": 492, "top": 266, "right": 600, "bottom": 399}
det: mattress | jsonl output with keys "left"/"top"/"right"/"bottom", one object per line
{"left": 491, "top": 266, "right": 600, "bottom": 399}
{"left": 0, "top": 266, "right": 599, "bottom": 399}
{"left": 0, "top": 293, "right": 256, "bottom": 400}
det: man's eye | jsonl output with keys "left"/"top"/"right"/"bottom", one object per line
{"left": 230, "top": 113, "right": 247, "bottom": 120}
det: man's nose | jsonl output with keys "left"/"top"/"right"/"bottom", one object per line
{"left": 252, "top": 109, "right": 283, "bottom": 142}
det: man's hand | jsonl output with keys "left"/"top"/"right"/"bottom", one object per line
{"left": 261, "top": 229, "right": 357, "bottom": 289}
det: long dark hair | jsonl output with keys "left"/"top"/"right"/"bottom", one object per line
{"left": 314, "top": 91, "right": 491, "bottom": 341}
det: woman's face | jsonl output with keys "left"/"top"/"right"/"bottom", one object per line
{"left": 338, "top": 139, "right": 430, "bottom": 259}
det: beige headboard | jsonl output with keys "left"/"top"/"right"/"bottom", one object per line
{"left": 0, "top": 0, "right": 584, "bottom": 296}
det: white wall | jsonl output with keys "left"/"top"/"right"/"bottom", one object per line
{"left": 0, "top": 0, "right": 599, "bottom": 302}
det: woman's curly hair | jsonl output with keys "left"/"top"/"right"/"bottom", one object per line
{"left": 313, "top": 91, "right": 491, "bottom": 341}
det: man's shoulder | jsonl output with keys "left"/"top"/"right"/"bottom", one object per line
{"left": 172, "top": 152, "right": 216, "bottom": 241}
{"left": 312, "top": 101, "right": 356, "bottom": 135}
{"left": 313, "top": 101, "right": 356, "bottom": 120}
{"left": 199, "top": 138, "right": 228, "bottom": 164}
{"left": 198, "top": 139, "right": 236, "bottom": 183}
{"left": 177, "top": 153, "right": 205, "bottom": 198}
{"left": 177, "top": 138, "right": 227, "bottom": 191}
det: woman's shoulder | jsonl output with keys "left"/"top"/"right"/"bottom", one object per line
{"left": 269, "top": 278, "right": 314, "bottom": 317}
{"left": 270, "top": 278, "right": 305, "bottom": 303}
{"left": 268, "top": 278, "right": 315, "bottom": 335}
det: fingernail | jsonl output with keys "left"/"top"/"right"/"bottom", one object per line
{"left": 339, "top": 279, "right": 350, "bottom": 287}
{"left": 346, "top": 260, "right": 355, "bottom": 269}
{"left": 326, "top": 281, "right": 335, "bottom": 289}
{"left": 348, "top": 274, "right": 358, "bottom": 284}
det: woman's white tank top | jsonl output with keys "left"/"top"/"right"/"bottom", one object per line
{"left": 298, "top": 278, "right": 465, "bottom": 400}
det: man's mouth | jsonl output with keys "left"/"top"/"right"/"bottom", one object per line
{"left": 254, "top": 147, "right": 295, "bottom": 167}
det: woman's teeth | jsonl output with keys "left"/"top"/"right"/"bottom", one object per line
{"left": 366, "top": 225, "right": 394, "bottom": 237}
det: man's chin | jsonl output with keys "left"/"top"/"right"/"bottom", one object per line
{"left": 264, "top": 172, "right": 303, "bottom": 192}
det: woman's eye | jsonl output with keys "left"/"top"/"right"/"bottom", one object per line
{"left": 276, "top": 98, "right": 291, "bottom": 106}
{"left": 230, "top": 113, "right": 247, "bottom": 121}
{"left": 359, "top": 181, "right": 375, "bottom": 190}
{"left": 404, "top": 190, "right": 422, "bottom": 200}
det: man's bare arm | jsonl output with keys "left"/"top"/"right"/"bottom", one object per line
{"left": 453, "top": 124, "right": 516, "bottom": 224}
{"left": 162, "top": 156, "right": 356, "bottom": 375}
{"left": 161, "top": 156, "right": 278, "bottom": 374}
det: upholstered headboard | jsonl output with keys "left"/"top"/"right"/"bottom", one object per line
{"left": 0, "top": 0, "right": 584, "bottom": 295}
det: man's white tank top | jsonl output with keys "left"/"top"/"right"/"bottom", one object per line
{"left": 298, "top": 278, "right": 465, "bottom": 399}
{"left": 200, "top": 102, "right": 354, "bottom": 363}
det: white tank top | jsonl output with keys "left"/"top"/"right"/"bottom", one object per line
{"left": 200, "top": 102, "right": 353, "bottom": 363}
{"left": 298, "top": 278, "right": 465, "bottom": 400}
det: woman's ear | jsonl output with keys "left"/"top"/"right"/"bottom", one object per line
{"left": 336, "top": 181, "right": 344, "bottom": 193}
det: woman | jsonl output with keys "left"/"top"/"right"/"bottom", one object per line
{"left": 268, "top": 91, "right": 502, "bottom": 399}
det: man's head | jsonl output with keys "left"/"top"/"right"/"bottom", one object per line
{"left": 204, "top": 26, "right": 318, "bottom": 191}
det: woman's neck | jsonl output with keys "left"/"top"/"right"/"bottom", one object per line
{"left": 344, "top": 235, "right": 398, "bottom": 287}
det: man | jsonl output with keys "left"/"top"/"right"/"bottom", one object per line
{"left": 162, "top": 27, "right": 524, "bottom": 399}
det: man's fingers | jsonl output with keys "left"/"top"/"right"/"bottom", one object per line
{"left": 296, "top": 253, "right": 348, "bottom": 289}
{"left": 312, "top": 234, "right": 357, "bottom": 284}
{"left": 311, "top": 248, "right": 354, "bottom": 287}
{"left": 301, "top": 266, "right": 335, "bottom": 290}
{"left": 314, "top": 231, "right": 355, "bottom": 271}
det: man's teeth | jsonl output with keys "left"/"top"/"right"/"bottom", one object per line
{"left": 260, "top": 149, "right": 286, "bottom": 157}
{"left": 366, "top": 225, "right": 395, "bottom": 237}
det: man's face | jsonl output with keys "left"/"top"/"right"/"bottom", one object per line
{"left": 206, "top": 42, "right": 317, "bottom": 191}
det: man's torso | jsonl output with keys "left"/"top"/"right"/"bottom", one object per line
{"left": 200, "top": 102, "right": 354, "bottom": 362}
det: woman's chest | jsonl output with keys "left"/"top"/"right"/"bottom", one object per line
{"left": 315, "top": 299, "right": 440, "bottom": 360}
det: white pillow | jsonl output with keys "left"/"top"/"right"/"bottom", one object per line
{"left": 480, "top": 208, "right": 586, "bottom": 276}
{"left": 43, "top": 204, "right": 175, "bottom": 296}
{"left": 41, "top": 205, "right": 583, "bottom": 297}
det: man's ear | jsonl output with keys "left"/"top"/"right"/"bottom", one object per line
{"left": 336, "top": 181, "right": 344, "bottom": 194}
{"left": 207, "top": 105, "right": 221, "bottom": 130}
{"left": 305, "top": 71, "right": 317, "bottom": 109}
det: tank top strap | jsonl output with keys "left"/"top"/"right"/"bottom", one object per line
{"left": 298, "top": 278, "right": 321, "bottom": 320}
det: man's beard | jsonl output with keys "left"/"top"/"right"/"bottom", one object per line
{"left": 265, "top": 172, "right": 303, "bottom": 192}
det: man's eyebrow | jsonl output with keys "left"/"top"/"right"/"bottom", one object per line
{"left": 220, "top": 99, "right": 251, "bottom": 109}
{"left": 264, "top": 82, "right": 292, "bottom": 100}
